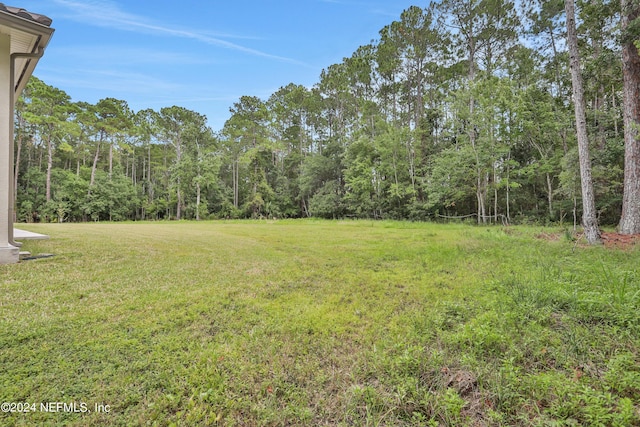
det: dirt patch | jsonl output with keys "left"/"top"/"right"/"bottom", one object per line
{"left": 440, "top": 368, "right": 494, "bottom": 426}
{"left": 442, "top": 368, "right": 477, "bottom": 396}
{"left": 600, "top": 232, "right": 640, "bottom": 249}
{"left": 535, "top": 232, "right": 561, "bottom": 242}
{"left": 535, "top": 231, "right": 640, "bottom": 250}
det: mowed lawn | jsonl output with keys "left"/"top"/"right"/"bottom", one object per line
{"left": 1, "top": 221, "right": 639, "bottom": 426}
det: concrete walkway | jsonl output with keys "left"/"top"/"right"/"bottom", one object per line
{"left": 14, "top": 228, "right": 49, "bottom": 240}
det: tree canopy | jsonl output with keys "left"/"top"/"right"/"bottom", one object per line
{"left": 14, "top": 1, "right": 634, "bottom": 226}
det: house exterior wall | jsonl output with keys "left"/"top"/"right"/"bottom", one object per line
{"left": 0, "top": 32, "right": 19, "bottom": 263}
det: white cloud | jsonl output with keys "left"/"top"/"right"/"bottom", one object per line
{"left": 53, "top": 45, "right": 219, "bottom": 66}
{"left": 52, "top": 0, "right": 310, "bottom": 66}
{"left": 41, "top": 67, "right": 182, "bottom": 95}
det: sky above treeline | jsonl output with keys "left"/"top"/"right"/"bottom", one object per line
{"left": 17, "top": 0, "right": 425, "bottom": 131}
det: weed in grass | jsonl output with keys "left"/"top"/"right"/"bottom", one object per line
{"left": 604, "top": 352, "right": 640, "bottom": 399}
{"left": 597, "top": 266, "right": 640, "bottom": 330}
{"left": 439, "top": 387, "right": 466, "bottom": 424}
{"left": 563, "top": 227, "right": 577, "bottom": 242}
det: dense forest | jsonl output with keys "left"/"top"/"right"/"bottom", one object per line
{"left": 13, "top": 1, "right": 640, "bottom": 227}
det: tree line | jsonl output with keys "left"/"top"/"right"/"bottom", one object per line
{"left": 13, "top": 0, "right": 640, "bottom": 232}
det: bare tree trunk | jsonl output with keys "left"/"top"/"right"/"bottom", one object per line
{"left": 89, "top": 132, "right": 103, "bottom": 193}
{"left": 613, "top": 84, "right": 619, "bottom": 137}
{"left": 494, "top": 189, "right": 498, "bottom": 224}
{"left": 147, "top": 144, "right": 153, "bottom": 203}
{"left": 506, "top": 151, "right": 511, "bottom": 223}
{"left": 175, "top": 139, "right": 182, "bottom": 220}
{"left": 565, "top": 0, "right": 602, "bottom": 244}
{"left": 196, "top": 181, "right": 201, "bottom": 221}
{"left": 573, "top": 195, "right": 578, "bottom": 231}
{"left": 176, "top": 185, "right": 182, "bottom": 220}
{"left": 233, "top": 159, "right": 239, "bottom": 208}
{"left": 132, "top": 155, "right": 136, "bottom": 185}
{"left": 619, "top": 0, "right": 640, "bottom": 234}
{"left": 46, "top": 136, "right": 53, "bottom": 203}
{"left": 493, "top": 166, "right": 498, "bottom": 224}
{"left": 108, "top": 142, "right": 113, "bottom": 178}
{"left": 547, "top": 173, "right": 554, "bottom": 218}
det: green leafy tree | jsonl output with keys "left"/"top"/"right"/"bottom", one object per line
{"left": 22, "top": 77, "right": 71, "bottom": 207}
{"left": 223, "top": 96, "right": 274, "bottom": 217}
{"left": 156, "top": 106, "right": 208, "bottom": 220}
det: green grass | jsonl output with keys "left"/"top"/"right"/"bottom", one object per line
{"left": 1, "top": 220, "right": 639, "bottom": 426}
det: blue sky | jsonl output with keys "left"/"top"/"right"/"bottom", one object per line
{"left": 17, "top": 0, "right": 424, "bottom": 131}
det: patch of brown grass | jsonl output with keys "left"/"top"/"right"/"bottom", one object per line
{"left": 601, "top": 232, "right": 640, "bottom": 249}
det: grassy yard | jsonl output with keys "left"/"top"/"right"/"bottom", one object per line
{"left": 1, "top": 220, "right": 639, "bottom": 426}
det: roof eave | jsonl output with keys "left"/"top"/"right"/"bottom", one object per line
{"left": 0, "top": 9, "right": 54, "bottom": 38}
{"left": 13, "top": 32, "right": 54, "bottom": 96}
{"left": 0, "top": 10, "right": 54, "bottom": 96}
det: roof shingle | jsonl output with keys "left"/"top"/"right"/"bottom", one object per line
{"left": 0, "top": 3, "right": 52, "bottom": 27}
